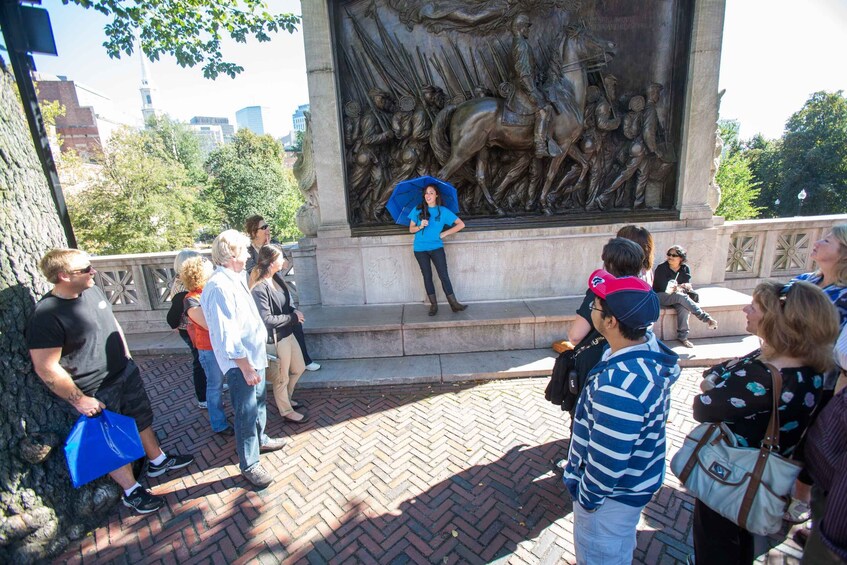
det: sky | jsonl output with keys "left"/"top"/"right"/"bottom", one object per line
{"left": 5, "top": 0, "right": 847, "bottom": 141}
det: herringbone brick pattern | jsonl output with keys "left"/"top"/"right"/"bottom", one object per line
{"left": 57, "top": 355, "right": 804, "bottom": 564}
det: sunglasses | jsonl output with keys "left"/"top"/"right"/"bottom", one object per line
{"left": 666, "top": 253, "right": 681, "bottom": 258}
{"left": 259, "top": 224, "right": 269, "bottom": 231}
{"left": 68, "top": 265, "right": 94, "bottom": 275}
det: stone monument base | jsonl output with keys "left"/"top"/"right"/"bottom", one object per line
{"left": 302, "top": 215, "right": 724, "bottom": 306}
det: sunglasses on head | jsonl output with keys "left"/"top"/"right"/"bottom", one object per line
{"left": 68, "top": 265, "right": 94, "bottom": 275}
{"left": 259, "top": 224, "right": 269, "bottom": 230}
{"left": 778, "top": 281, "right": 795, "bottom": 306}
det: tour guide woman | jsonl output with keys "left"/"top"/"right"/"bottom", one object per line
{"left": 690, "top": 280, "right": 839, "bottom": 564}
{"left": 408, "top": 184, "right": 467, "bottom": 316}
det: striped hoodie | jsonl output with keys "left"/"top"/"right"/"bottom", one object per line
{"left": 564, "top": 332, "right": 680, "bottom": 511}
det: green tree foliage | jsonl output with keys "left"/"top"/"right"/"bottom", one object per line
{"left": 714, "top": 120, "right": 761, "bottom": 220}
{"left": 143, "top": 115, "right": 206, "bottom": 180}
{"left": 747, "top": 134, "right": 783, "bottom": 217}
{"left": 66, "top": 0, "right": 300, "bottom": 79}
{"left": 68, "top": 126, "right": 200, "bottom": 254}
{"left": 204, "top": 129, "right": 303, "bottom": 240}
{"left": 775, "top": 91, "right": 847, "bottom": 216}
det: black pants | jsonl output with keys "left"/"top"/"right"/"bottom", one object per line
{"left": 693, "top": 498, "right": 754, "bottom": 564}
{"left": 414, "top": 247, "right": 454, "bottom": 296}
{"left": 292, "top": 320, "right": 313, "bottom": 365}
{"left": 179, "top": 329, "right": 207, "bottom": 402}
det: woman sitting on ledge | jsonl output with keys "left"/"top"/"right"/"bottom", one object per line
{"left": 653, "top": 244, "right": 717, "bottom": 348}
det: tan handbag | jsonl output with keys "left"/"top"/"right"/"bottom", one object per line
{"left": 670, "top": 363, "right": 803, "bottom": 535}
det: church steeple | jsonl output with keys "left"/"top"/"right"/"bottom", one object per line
{"left": 138, "top": 38, "right": 161, "bottom": 124}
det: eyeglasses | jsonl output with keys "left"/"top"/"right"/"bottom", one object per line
{"left": 68, "top": 265, "right": 94, "bottom": 275}
{"left": 259, "top": 224, "right": 269, "bottom": 231}
{"left": 588, "top": 303, "right": 605, "bottom": 314}
{"left": 666, "top": 253, "right": 681, "bottom": 258}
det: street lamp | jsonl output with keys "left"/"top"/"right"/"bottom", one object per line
{"left": 797, "top": 189, "right": 807, "bottom": 216}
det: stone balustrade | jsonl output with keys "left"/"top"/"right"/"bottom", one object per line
{"left": 90, "top": 245, "right": 298, "bottom": 334}
{"left": 718, "top": 214, "right": 847, "bottom": 293}
{"left": 88, "top": 215, "right": 847, "bottom": 334}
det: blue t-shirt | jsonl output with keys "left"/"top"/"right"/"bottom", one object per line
{"left": 408, "top": 205, "right": 458, "bottom": 252}
{"left": 793, "top": 272, "right": 847, "bottom": 329}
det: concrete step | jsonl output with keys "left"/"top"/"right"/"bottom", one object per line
{"left": 128, "top": 332, "right": 761, "bottom": 389}
{"left": 297, "top": 286, "right": 751, "bottom": 359}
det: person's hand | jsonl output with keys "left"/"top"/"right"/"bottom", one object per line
{"left": 295, "top": 310, "right": 305, "bottom": 323}
{"left": 73, "top": 395, "right": 105, "bottom": 417}
{"left": 680, "top": 282, "right": 693, "bottom": 291}
{"left": 420, "top": 220, "right": 429, "bottom": 228}
{"left": 242, "top": 367, "right": 262, "bottom": 386}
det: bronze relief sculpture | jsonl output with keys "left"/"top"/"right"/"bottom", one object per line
{"left": 335, "top": 0, "right": 690, "bottom": 227}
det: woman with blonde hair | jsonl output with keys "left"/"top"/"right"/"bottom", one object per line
{"left": 784, "top": 223, "right": 847, "bottom": 525}
{"left": 167, "top": 249, "right": 208, "bottom": 408}
{"left": 250, "top": 245, "right": 308, "bottom": 423}
{"left": 181, "top": 256, "right": 232, "bottom": 435}
{"left": 691, "top": 280, "right": 840, "bottom": 564}
{"left": 794, "top": 223, "right": 847, "bottom": 327}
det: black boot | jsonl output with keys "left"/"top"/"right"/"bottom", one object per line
{"left": 446, "top": 294, "right": 467, "bottom": 312}
{"left": 427, "top": 294, "right": 438, "bottom": 316}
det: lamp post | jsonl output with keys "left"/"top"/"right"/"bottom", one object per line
{"left": 797, "top": 189, "right": 807, "bottom": 216}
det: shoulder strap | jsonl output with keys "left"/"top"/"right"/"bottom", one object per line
{"left": 737, "top": 361, "right": 784, "bottom": 530}
{"left": 761, "top": 362, "right": 783, "bottom": 450}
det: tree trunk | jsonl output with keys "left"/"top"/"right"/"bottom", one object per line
{"left": 0, "top": 61, "right": 119, "bottom": 563}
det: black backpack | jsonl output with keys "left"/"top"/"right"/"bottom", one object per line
{"left": 545, "top": 330, "right": 606, "bottom": 412}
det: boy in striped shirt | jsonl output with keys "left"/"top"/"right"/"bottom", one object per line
{"left": 564, "top": 270, "right": 681, "bottom": 564}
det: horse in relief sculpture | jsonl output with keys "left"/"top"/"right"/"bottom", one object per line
{"left": 430, "top": 24, "right": 615, "bottom": 216}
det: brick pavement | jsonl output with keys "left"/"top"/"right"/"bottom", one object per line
{"left": 58, "top": 355, "right": 806, "bottom": 564}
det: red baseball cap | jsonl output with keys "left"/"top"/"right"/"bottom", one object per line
{"left": 588, "top": 269, "right": 659, "bottom": 329}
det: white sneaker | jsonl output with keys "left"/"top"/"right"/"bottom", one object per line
{"left": 198, "top": 401, "right": 208, "bottom": 409}
{"left": 305, "top": 362, "right": 321, "bottom": 371}
{"left": 784, "top": 498, "right": 811, "bottom": 523}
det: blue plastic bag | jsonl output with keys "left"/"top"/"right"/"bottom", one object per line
{"left": 64, "top": 410, "right": 145, "bottom": 488}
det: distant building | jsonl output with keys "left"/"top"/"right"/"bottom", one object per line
{"left": 236, "top": 106, "right": 270, "bottom": 135}
{"left": 292, "top": 104, "right": 309, "bottom": 132}
{"left": 188, "top": 116, "right": 234, "bottom": 155}
{"left": 35, "top": 74, "right": 138, "bottom": 161}
{"left": 190, "top": 116, "right": 235, "bottom": 142}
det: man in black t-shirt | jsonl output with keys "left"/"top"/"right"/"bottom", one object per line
{"left": 27, "top": 249, "right": 195, "bottom": 515}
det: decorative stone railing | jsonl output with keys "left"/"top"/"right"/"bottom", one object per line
{"left": 90, "top": 246, "right": 298, "bottom": 334}
{"left": 88, "top": 215, "right": 847, "bottom": 334}
{"left": 718, "top": 214, "right": 847, "bottom": 293}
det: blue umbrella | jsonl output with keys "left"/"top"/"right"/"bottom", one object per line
{"left": 386, "top": 176, "right": 460, "bottom": 227}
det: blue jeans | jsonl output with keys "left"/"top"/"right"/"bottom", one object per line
{"left": 658, "top": 291, "right": 710, "bottom": 340}
{"left": 226, "top": 367, "right": 269, "bottom": 472}
{"left": 414, "top": 247, "right": 454, "bottom": 296}
{"left": 573, "top": 498, "right": 643, "bottom": 565}
{"left": 198, "top": 350, "right": 228, "bottom": 432}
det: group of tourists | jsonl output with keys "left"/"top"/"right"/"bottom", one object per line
{"left": 555, "top": 223, "right": 847, "bottom": 564}
{"left": 22, "top": 186, "right": 847, "bottom": 564}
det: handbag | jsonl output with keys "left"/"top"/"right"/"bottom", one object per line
{"left": 64, "top": 410, "right": 146, "bottom": 488}
{"left": 670, "top": 363, "right": 803, "bottom": 535}
{"left": 684, "top": 288, "right": 700, "bottom": 303}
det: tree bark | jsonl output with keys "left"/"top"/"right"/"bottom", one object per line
{"left": 0, "top": 60, "right": 119, "bottom": 563}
